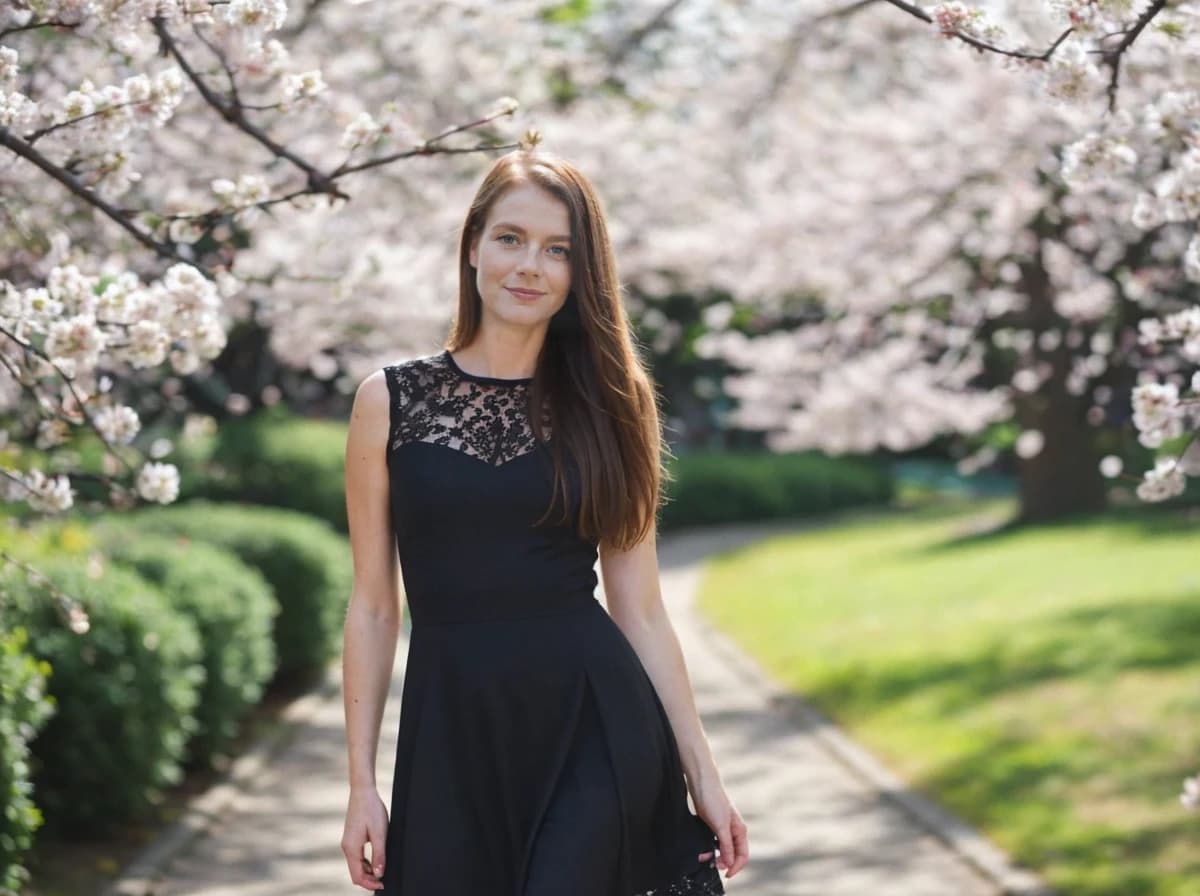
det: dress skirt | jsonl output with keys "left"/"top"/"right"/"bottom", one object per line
{"left": 378, "top": 594, "right": 723, "bottom": 896}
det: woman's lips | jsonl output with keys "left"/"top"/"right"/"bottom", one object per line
{"left": 507, "top": 287, "right": 543, "bottom": 298}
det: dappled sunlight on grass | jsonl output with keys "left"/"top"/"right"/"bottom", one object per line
{"left": 697, "top": 501, "right": 1200, "bottom": 896}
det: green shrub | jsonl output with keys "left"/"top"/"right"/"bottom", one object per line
{"left": 185, "top": 408, "right": 349, "bottom": 533}
{"left": 660, "top": 451, "right": 893, "bottom": 530}
{"left": 100, "top": 502, "right": 351, "bottom": 684}
{"left": 0, "top": 626, "right": 55, "bottom": 896}
{"left": 2, "top": 558, "right": 204, "bottom": 837}
{"left": 94, "top": 533, "right": 278, "bottom": 768}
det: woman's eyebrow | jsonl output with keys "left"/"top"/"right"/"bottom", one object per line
{"left": 491, "top": 222, "right": 571, "bottom": 242}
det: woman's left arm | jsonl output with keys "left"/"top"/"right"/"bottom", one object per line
{"left": 599, "top": 526, "right": 750, "bottom": 880}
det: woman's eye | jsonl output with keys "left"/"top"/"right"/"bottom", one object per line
{"left": 497, "top": 233, "right": 567, "bottom": 257}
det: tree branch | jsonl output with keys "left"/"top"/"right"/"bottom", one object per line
{"left": 1102, "top": 0, "right": 1168, "bottom": 112}
{"left": 149, "top": 14, "right": 346, "bottom": 200}
{"left": 0, "top": 124, "right": 202, "bottom": 267}
{"left": 0, "top": 18, "right": 79, "bottom": 39}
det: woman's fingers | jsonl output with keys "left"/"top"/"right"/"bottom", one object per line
{"left": 342, "top": 833, "right": 366, "bottom": 885}
{"left": 715, "top": 820, "right": 734, "bottom": 875}
{"left": 343, "top": 790, "right": 388, "bottom": 890}
{"left": 342, "top": 829, "right": 383, "bottom": 890}
{"left": 368, "top": 817, "right": 387, "bottom": 881}
{"left": 727, "top": 811, "right": 750, "bottom": 877}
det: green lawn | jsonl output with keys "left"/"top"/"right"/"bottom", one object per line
{"left": 696, "top": 499, "right": 1200, "bottom": 896}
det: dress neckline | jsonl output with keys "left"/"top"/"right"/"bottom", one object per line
{"left": 443, "top": 349, "right": 533, "bottom": 386}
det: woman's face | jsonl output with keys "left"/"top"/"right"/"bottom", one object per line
{"left": 469, "top": 183, "right": 572, "bottom": 330}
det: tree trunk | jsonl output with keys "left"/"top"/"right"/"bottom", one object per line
{"left": 1014, "top": 388, "right": 1107, "bottom": 522}
{"left": 1014, "top": 226, "right": 1108, "bottom": 523}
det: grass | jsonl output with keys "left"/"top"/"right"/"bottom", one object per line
{"left": 695, "top": 498, "right": 1200, "bottom": 896}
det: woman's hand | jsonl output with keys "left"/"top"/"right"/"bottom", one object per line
{"left": 342, "top": 786, "right": 389, "bottom": 891}
{"left": 691, "top": 770, "right": 750, "bottom": 880}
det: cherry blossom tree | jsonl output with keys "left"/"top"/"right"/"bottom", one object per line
{"left": 11, "top": 0, "right": 1194, "bottom": 534}
{"left": 622, "top": 0, "right": 1197, "bottom": 516}
{"left": 893, "top": 0, "right": 1200, "bottom": 498}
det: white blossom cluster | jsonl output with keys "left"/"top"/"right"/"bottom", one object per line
{"left": 1136, "top": 458, "right": 1186, "bottom": 501}
{"left": 1, "top": 43, "right": 187, "bottom": 197}
{"left": 1042, "top": 40, "right": 1107, "bottom": 104}
{"left": 3, "top": 261, "right": 230, "bottom": 375}
{"left": 931, "top": 2, "right": 1007, "bottom": 42}
{"left": 335, "top": 98, "right": 424, "bottom": 155}
{"left": 1132, "top": 148, "right": 1200, "bottom": 236}
{"left": 280, "top": 69, "right": 327, "bottom": 105}
{"left": 1125, "top": 369, "right": 1200, "bottom": 499}
{"left": 1, "top": 256, "right": 231, "bottom": 513}
{"left": 1047, "top": 0, "right": 1136, "bottom": 34}
{"left": 1061, "top": 133, "right": 1138, "bottom": 190}
{"left": 1131, "top": 382, "right": 1184, "bottom": 448}
{"left": 210, "top": 173, "right": 272, "bottom": 225}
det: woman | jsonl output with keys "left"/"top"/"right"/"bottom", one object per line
{"left": 341, "top": 149, "right": 750, "bottom": 895}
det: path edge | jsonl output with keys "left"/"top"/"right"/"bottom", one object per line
{"left": 684, "top": 577, "right": 1057, "bottom": 896}
{"left": 100, "top": 656, "right": 350, "bottom": 896}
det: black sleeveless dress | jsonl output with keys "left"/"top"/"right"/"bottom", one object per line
{"left": 378, "top": 350, "right": 725, "bottom": 896}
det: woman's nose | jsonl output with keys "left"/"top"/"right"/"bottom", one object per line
{"left": 515, "top": 247, "right": 543, "bottom": 275}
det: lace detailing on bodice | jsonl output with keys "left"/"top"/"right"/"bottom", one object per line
{"left": 383, "top": 350, "right": 553, "bottom": 467}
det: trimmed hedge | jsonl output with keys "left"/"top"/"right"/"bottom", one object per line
{"left": 185, "top": 408, "right": 349, "bottom": 533}
{"left": 172, "top": 407, "right": 895, "bottom": 534}
{"left": 2, "top": 558, "right": 204, "bottom": 837}
{"left": 100, "top": 502, "right": 351, "bottom": 684}
{"left": 94, "top": 533, "right": 278, "bottom": 768}
{"left": 659, "top": 451, "right": 893, "bottom": 531}
{"left": 0, "top": 626, "right": 55, "bottom": 896}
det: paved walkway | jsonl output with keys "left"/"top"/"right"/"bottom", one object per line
{"left": 128, "top": 521, "right": 1044, "bottom": 895}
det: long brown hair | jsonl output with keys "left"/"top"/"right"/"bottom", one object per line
{"left": 446, "top": 150, "right": 668, "bottom": 552}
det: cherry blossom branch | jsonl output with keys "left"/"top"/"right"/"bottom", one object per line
{"left": 188, "top": 17, "right": 243, "bottom": 108}
{"left": 136, "top": 16, "right": 523, "bottom": 227}
{"left": 880, "top": 0, "right": 1169, "bottom": 114}
{"left": 149, "top": 15, "right": 345, "bottom": 201}
{"left": 330, "top": 135, "right": 521, "bottom": 179}
{"left": 1102, "top": 0, "right": 1168, "bottom": 112}
{"left": 0, "top": 18, "right": 79, "bottom": 40}
{"left": 0, "top": 323, "right": 140, "bottom": 479}
{"left": 24, "top": 97, "right": 144, "bottom": 144}
{"left": 3, "top": 35, "right": 519, "bottom": 269}
{"left": 884, "top": 0, "right": 1078, "bottom": 60}
{"left": 0, "top": 546, "right": 91, "bottom": 634}
{"left": 0, "top": 125, "right": 201, "bottom": 267}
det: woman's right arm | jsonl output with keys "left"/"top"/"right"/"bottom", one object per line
{"left": 341, "top": 369, "right": 402, "bottom": 891}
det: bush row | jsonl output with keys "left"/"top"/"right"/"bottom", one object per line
{"left": 0, "top": 626, "right": 54, "bottom": 896}
{"left": 0, "top": 501, "right": 351, "bottom": 873}
{"left": 3, "top": 557, "right": 205, "bottom": 839}
{"left": 183, "top": 409, "right": 895, "bottom": 534}
{"left": 97, "top": 501, "right": 353, "bottom": 683}
{"left": 659, "top": 450, "right": 894, "bottom": 530}
{"left": 182, "top": 407, "right": 349, "bottom": 532}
